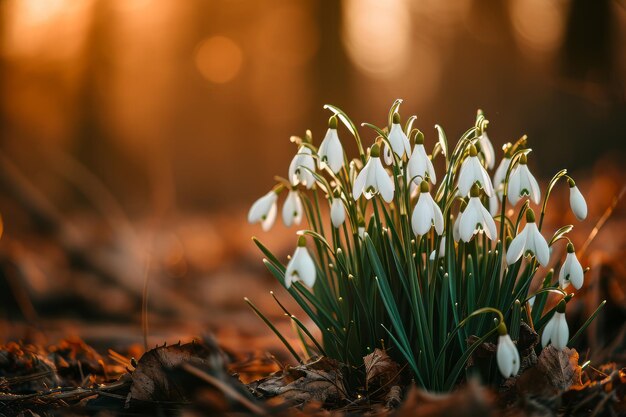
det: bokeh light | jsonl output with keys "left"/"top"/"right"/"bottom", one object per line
{"left": 195, "top": 36, "right": 243, "bottom": 84}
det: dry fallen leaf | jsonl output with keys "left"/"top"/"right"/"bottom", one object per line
{"left": 395, "top": 381, "right": 495, "bottom": 417}
{"left": 364, "top": 349, "right": 401, "bottom": 392}
{"left": 516, "top": 346, "right": 583, "bottom": 398}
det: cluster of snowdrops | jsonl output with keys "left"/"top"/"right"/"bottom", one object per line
{"left": 247, "top": 100, "right": 599, "bottom": 391}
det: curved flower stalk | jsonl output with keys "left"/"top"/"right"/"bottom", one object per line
{"left": 248, "top": 186, "right": 283, "bottom": 231}
{"left": 506, "top": 208, "right": 550, "bottom": 266}
{"left": 568, "top": 178, "right": 587, "bottom": 221}
{"left": 353, "top": 144, "right": 394, "bottom": 203}
{"left": 318, "top": 116, "right": 344, "bottom": 174}
{"left": 412, "top": 181, "right": 444, "bottom": 236}
{"left": 508, "top": 154, "right": 540, "bottom": 205}
{"left": 542, "top": 301, "right": 569, "bottom": 349}
{"left": 282, "top": 189, "right": 303, "bottom": 227}
{"left": 496, "top": 323, "right": 520, "bottom": 378}
{"left": 288, "top": 145, "right": 316, "bottom": 189}
{"left": 408, "top": 130, "right": 436, "bottom": 185}
{"left": 458, "top": 144, "right": 494, "bottom": 197}
{"left": 248, "top": 102, "right": 603, "bottom": 393}
{"left": 459, "top": 184, "right": 497, "bottom": 242}
{"left": 284, "top": 236, "right": 316, "bottom": 288}
{"left": 559, "top": 242, "right": 584, "bottom": 289}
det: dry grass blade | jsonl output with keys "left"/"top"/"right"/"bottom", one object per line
{"left": 580, "top": 185, "right": 625, "bottom": 257}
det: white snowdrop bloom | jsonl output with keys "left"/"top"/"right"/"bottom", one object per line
{"left": 559, "top": 242, "right": 584, "bottom": 290}
{"left": 411, "top": 181, "right": 444, "bottom": 236}
{"left": 453, "top": 201, "right": 466, "bottom": 242}
{"left": 478, "top": 130, "right": 496, "bottom": 170}
{"left": 507, "top": 154, "right": 540, "bottom": 205}
{"left": 493, "top": 156, "right": 511, "bottom": 191}
{"left": 248, "top": 187, "right": 281, "bottom": 231}
{"left": 282, "top": 190, "right": 303, "bottom": 227}
{"left": 284, "top": 236, "right": 316, "bottom": 288}
{"left": 288, "top": 145, "right": 316, "bottom": 189}
{"left": 429, "top": 237, "right": 446, "bottom": 260}
{"left": 387, "top": 114, "right": 411, "bottom": 160}
{"left": 330, "top": 196, "right": 346, "bottom": 228}
{"left": 568, "top": 179, "right": 587, "bottom": 221}
{"left": 489, "top": 192, "right": 499, "bottom": 217}
{"left": 407, "top": 130, "right": 436, "bottom": 185}
{"left": 459, "top": 185, "right": 497, "bottom": 242}
{"left": 352, "top": 144, "right": 395, "bottom": 203}
{"left": 318, "top": 116, "right": 344, "bottom": 174}
{"left": 458, "top": 144, "right": 494, "bottom": 197}
{"left": 506, "top": 208, "right": 550, "bottom": 266}
{"left": 541, "top": 302, "right": 569, "bottom": 349}
{"left": 496, "top": 324, "right": 520, "bottom": 378}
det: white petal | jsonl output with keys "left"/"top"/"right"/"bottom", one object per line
{"left": 478, "top": 162, "right": 494, "bottom": 197}
{"left": 432, "top": 199, "right": 444, "bottom": 235}
{"left": 479, "top": 132, "right": 495, "bottom": 170}
{"left": 248, "top": 191, "right": 276, "bottom": 223}
{"left": 330, "top": 199, "right": 346, "bottom": 228}
{"left": 541, "top": 315, "right": 556, "bottom": 348}
{"left": 457, "top": 158, "right": 474, "bottom": 196}
{"left": 526, "top": 167, "right": 541, "bottom": 205}
{"left": 375, "top": 159, "right": 395, "bottom": 203}
{"left": 554, "top": 313, "right": 569, "bottom": 349}
{"left": 507, "top": 166, "right": 522, "bottom": 206}
{"left": 569, "top": 186, "right": 587, "bottom": 221}
{"left": 506, "top": 227, "right": 528, "bottom": 265}
{"left": 282, "top": 191, "right": 299, "bottom": 227}
{"left": 459, "top": 200, "right": 480, "bottom": 242}
{"left": 383, "top": 144, "right": 393, "bottom": 165}
{"left": 388, "top": 124, "right": 407, "bottom": 158}
{"left": 352, "top": 163, "right": 370, "bottom": 200}
{"left": 558, "top": 254, "right": 572, "bottom": 288}
{"left": 363, "top": 158, "right": 379, "bottom": 199}
{"left": 493, "top": 157, "right": 511, "bottom": 188}
{"left": 480, "top": 203, "right": 498, "bottom": 240}
{"left": 496, "top": 335, "right": 516, "bottom": 377}
{"left": 261, "top": 201, "right": 277, "bottom": 231}
{"left": 528, "top": 224, "right": 550, "bottom": 266}
{"left": 488, "top": 193, "right": 499, "bottom": 217}
{"left": 561, "top": 252, "right": 584, "bottom": 290}
{"left": 453, "top": 215, "right": 461, "bottom": 242}
{"left": 412, "top": 194, "right": 434, "bottom": 236}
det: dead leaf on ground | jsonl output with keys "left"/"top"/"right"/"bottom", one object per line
{"left": 249, "top": 356, "right": 347, "bottom": 407}
{"left": 364, "top": 349, "right": 401, "bottom": 392}
{"left": 516, "top": 346, "right": 583, "bottom": 398}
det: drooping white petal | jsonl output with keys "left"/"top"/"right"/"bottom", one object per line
{"left": 559, "top": 252, "right": 584, "bottom": 289}
{"left": 288, "top": 146, "right": 316, "bottom": 189}
{"left": 352, "top": 161, "right": 370, "bottom": 200}
{"left": 457, "top": 158, "right": 475, "bottom": 197}
{"left": 478, "top": 131, "right": 496, "bottom": 170}
{"left": 453, "top": 214, "right": 461, "bottom": 242}
{"left": 330, "top": 198, "right": 346, "bottom": 228}
{"left": 496, "top": 334, "right": 519, "bottom": 377}
{"left": 375, "top": 158, "right": 395, "bottom": 203}
{"left": 432, "top": 199, "right": 444, "bottom": 235}
{"left": 318, "top": 128, "right": 344, "bottom": 173}
{"left": 407, "top": 145, "right": 436, "bottom": 184}
{"left": 541, "top": 315, "right": 556, "bottom": 348}
{"left": 459, "top": 202, "right": 480, "bottom": 242}
{"left": 524, "top": 165, "right": 541, "bottom": 205}
{"left": 412, "top": 193, "right": 435, "bottom": 236}
{"left": 507, "top": 166, "right": 523, "bottom": 206}
{"left": 285, "top": 247, "right": 316, "bottom": 288}
{"left": 480, "top": 203, "right": 498, "bottom": 240}
{"left": 282, "top": 190, "right": 303, "bottom": 227}
{"left": 388, "top": 123, "right": 411, "bottom": 158}
{"left": 248, "top": 191, "right": 278, "bottom": 231}
{"left": 429, "top": 237, "right": 446, "bottom": 260}
{"left": 489, "top": 192, "right": 499, "bottom": 217}
{"left": 569, "top": 186, "right": 587, "bottom": 221}
{"left": 458, "top": 156, "right": 493, "bottom": 197}
{"left": 527, "top": 223, "right": 550, "bottom": 266}
{"left": 553, "top": 313, "right": 569, "bottom": 349}
{"left": 506, "top": 227, "right": 528, "bottom": 265}
{"left": 493, "top": 157, "right": 511, "bottom": 188}
{"left": 363, "top": 158, "right": 379, "bottom": 199}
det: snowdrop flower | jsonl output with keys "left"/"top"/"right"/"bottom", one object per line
{"left": 493, "top": 155, "right": 511, "bottom": 191}
{"left": 429, "top": 237, "right": 446, "bottom": 260}
{"left": 541, "top": 301, "right": 569, "bottom": 349}
{"left": 506, "top": 208, "right": 550, "bottom": 266}
{"left": 284, "top": 236, "right": 316, "bottom": 288}
{"left": 407, "top": 130, "right": 436, "bottom": 185}
{"left": 330, "top": 194, "right": 346, "bottom": 228}
{"left": 411, "top": 181, "right": 444, "bottom": 236}
{"left": 568, "top": 178, "right": 587, "bottom": 221}
{"left": 353, "top": 144, "right": 394, "bottom": 203}
{"left": 453, "top": 200, "right": 467, "bottom": 242}
{"left": 478, "top": 130, "right": 496, "bottom": 170}
{"left": 458, "top": 144, "right": 494, "bottom": 197}
{"left": 282, "top": 189, "right": 303, "bottom": 227}
{"left": 248, "top": 186, "right": 282, "bottom": 231}
{"left": 288, "top": 145, "right": 316, "bottom": 189}
{"left": 496, "top": 323, "right": 520, "bottom": 378}
{"left": 459, "top": 184, "right": 497, "bottom": 242}
{"left": 507, "top": 154, "right": 540, "bottom": 205}
{"left": 387, "top": 113, "right": 411, "bottom": 161}
{"left": 559, "top": 242, "right": 584, "bottom": 290}
{"left": 318, "top": 116, "right": 344, "bottom": 174}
